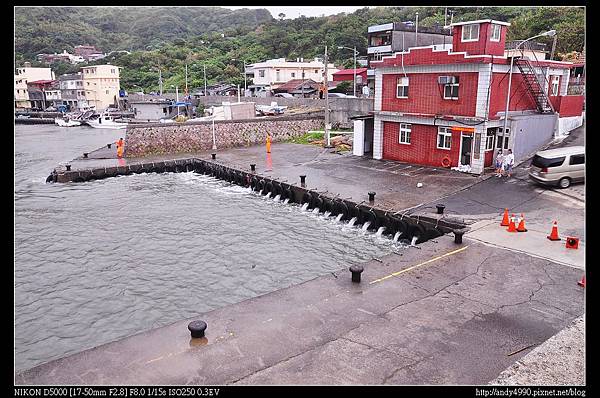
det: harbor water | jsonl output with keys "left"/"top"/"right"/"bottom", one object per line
{"left": 14, "top": 125, "right": 405, "bottom": 372}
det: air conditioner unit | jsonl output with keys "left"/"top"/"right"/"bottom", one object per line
{"left": 438, "top": 76, "right": 458, "bottom": 84}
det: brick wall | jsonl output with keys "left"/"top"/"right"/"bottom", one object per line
{"left": 452, "top": 23, "right": 506, "bottom": 56}
{"left": 125, "top": 116, "right": 324, "bottom": 157}
{"left": 488, "top": 72, "right": 539, "bottom": 119}
{"left": 382, "top": 122, "right": 461, "bottom": 167}
{"left": 381, "top": 72, "right": 479, "bottom": 117}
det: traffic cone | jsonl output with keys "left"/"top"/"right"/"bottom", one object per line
{"left": 500, "top": 208, "right": 510, "bottom": 226}
{"left": 577, "top": 276, "right": 585, "bottom": 287}
{"left": 517, "top": 214, "right": 527, "bottom": 232}
{"left": 507, "top": 214, "right": 517, "bottom": 232}
{"left": 565, "top": 237, "right": 579, "bottom": 249}
{"left": 547, "top": 221, "right": 560, "bottom": 241}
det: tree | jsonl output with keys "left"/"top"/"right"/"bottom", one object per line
{"left": 278, "top": 13, "right": 285, "bottom": 21}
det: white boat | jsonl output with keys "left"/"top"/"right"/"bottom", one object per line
{"left": 55, "top": 117, "right": 81, "bottom": 127}
{"left": 85, "top": 113, "right": 128, "bottom": 129}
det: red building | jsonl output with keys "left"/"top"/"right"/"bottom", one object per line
{"left": 332, "top": 68, "right": 368, "bottom": 82}
{"left": 368, "top": 19, "right": 584, "bottom": 174}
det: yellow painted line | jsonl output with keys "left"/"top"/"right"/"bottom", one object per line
{"left": 369, "top": 245, "right": 469, "bottom": 285}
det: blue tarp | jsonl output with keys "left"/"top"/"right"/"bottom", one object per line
{"left": 174, "top": 101, "right": 191, "bottom": 106}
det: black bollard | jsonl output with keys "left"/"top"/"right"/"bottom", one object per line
{"left": 107, "top": 143, "right": 111, "bottom": 149}
{"left": 349, "top": 265, "right": 364, "bottom": 283}
{"left": 300, "top": 175, "right": 306, "bottom": 187}
{"left": 211, "top": 153, "right": 216, "bottom": 160}
{"left": 436, "top": 204, "right": 445, "bottom": 214}
{"left": 453, "top": 227, "right": 469, "bottom": 244}
{"left": 250, "top": 164, "right": 256, "bottom": 172}
{"left": 83, "top": 153, "right": 88, "bottom": 158}
{"left": 188, "top": 320, "right": 207, "bottom": 338}
{"left": 65, "top": 164, "right": 71, "bottom": 171}
{"left": 368, "top": 191, "right": 376, "bottom": 202}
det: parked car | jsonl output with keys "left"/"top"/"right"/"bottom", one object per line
{"left": 528, "top": 146, "right": 585, "bottom": 188}
{"left": 274, "top": 93, "right": 294, "bottom": 98}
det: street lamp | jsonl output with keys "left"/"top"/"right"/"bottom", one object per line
{"left": 502, "top": 30, "right": 557, "bottom": 142}
{"left": 338, "top": 46, "right": 359, "bottom": 97}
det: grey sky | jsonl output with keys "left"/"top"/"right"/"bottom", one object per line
{"left": 225, "top": 6, "right": 374, "bottom": 19}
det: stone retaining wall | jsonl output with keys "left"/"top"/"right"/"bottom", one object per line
{"left": 125, "top": 115, "right": 324, "bottom": 157}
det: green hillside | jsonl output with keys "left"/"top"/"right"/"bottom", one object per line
{"left": 14, "top": 6, "right": 585, "bottom": 92}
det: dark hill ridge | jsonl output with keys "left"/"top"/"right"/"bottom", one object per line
{"left": 15, "top": 6, "right": 274, "bottom": 57}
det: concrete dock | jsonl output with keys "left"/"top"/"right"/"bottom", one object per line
{"left": 26, "top": 140, "right": 584, "bottom": 385}
{"left": 16, "top": 235, "right": 583, "bottom": 384}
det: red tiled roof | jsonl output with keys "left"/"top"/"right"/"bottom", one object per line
{"left": 275, "top": 79, "right": 319, "bottom": 92}
{"left": 27, "top": 80, "right": 56, "bottom": 85}
{"left": 333, "top": 68, "right": 368, "bottom": 76}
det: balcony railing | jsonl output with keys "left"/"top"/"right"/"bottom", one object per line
{"left": 505, "top": 41, "right": 548, "bottom": 52}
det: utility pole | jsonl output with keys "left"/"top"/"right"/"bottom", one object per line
{"left": 158, "top": 68, "right": 163, "bottom": 96}
{"left": 550, "top": 34, "right": 558, "bottom": 60}
{"left": 353, "top": 46, "right": 357, "bottom": 97}
{"left": 324, "top": 45, "right": 331, "bottom": 148}
{"left": 185, "top": 64, "right": 188, "bottom": 96}
{"left": 243, "top": 60, "right": 247, "bottom": 96}
{"left": 203, "top": 64, "right": 207, "bottom": 96}
{"left": 415, "top": 12, "right": 419, "bottom": 45}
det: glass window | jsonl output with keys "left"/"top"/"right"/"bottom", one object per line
{"left": 490, "top": 24, "right": 501, "bottom": 42}
{"left": 259, "top": 70, "right": 265, "bottom": 78}
{"left": 399, "top": 123, "right": 411, "bottom": 144}
{"left": 551, "top": 76, "right": 560, "bottom": 96}
{"left": 396, "top": 76, "right": 409, "bottom": 98}
{"left": 291, "top": 72, "right": 295, "bottom": 78}
{"left": 569, "top": 154, "right": 585, "bottom": 165}
{"left": 437, "top": 127, "right": 452, "bottom": 149}
{"left": 462, "top": 24, "right": 480, "bottom": 41}
{"left": 532, "top": 155, "right": 566, "bottom": 168}
{"left": 486, "top": 130, "right": 495, "bottom": 150}
{"left": 444, "top": 84, "right": 459, "bottom": 99}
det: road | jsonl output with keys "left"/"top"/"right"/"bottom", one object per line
{"left": 409, "top": 124, "right": 585, "bottom": 268}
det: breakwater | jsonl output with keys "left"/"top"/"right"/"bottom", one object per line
{"left": 47, "top": 156, "right": 466, "bottom": 244}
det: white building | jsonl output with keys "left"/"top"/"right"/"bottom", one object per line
{"left": 14, "top": 64, "right": 55, "bottom": 110}
{"left": 81, "top": 64, "right": 121, "bottom": 110}
{"left": 59, "top": 73, "right": 88, "bottom": 110}
{"left": 248, "top": 58, "right": 339, "bottom": 94}
{"left": 14, "top": 76, "right": 29, "bottom": 109}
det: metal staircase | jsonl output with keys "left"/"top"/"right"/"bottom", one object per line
{"left": 514, "top": 57, "right": 554, "bottom": 114}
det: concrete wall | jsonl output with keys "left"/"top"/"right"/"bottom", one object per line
{"left": 557, "top": 114, "right": 584, "bottom": 136}
{"left": 194, "top": 95, "right": 324, "bottom": 108}
{"left": 329, "top": 98, "right": 374, "bottom": 126}
{"left": 511, "top": 113, "right": 558, "bottom": 162}
{"left": 125, "top": 114, "right": 324, "bottom": 157}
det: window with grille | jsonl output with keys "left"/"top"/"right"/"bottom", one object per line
{"left": 486, "top": 130, "right": 495, "bottom": 150}
{"left": 490, "top": 24, "right": 501, "bottom": 42}
{"left": 396, "top": 76, "right": 409, "bottom": 98}
{"left": 399, "top": 123, "right": 411, "bottom": 144}
{"left": 259, "top": 70, "right": 265, "bottom": 78}
{"left": 462, "top": 24, "right": 480, "bottom": 42}
{"left": 551, "top": 76, "right": 560, "bottom": 96}
{"left": 444, "top": 84, "right": 459, "bottom": 99}
{"left": 437, "top": 127, "right": 452, "bottom": 149}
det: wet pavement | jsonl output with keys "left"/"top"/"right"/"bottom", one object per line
{"left": 64, "top": 141, "right": 486, "bottom": 214}
{"left": 16, "top": 235, "right": 584, "bottom": 385}
{"left": 30, "top": 127, "right": 585, "bottom": 385}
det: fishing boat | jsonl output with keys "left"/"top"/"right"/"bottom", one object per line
{"left": 85, "top": 112, "right": 128, "bottom": 129}
{"left": 55, "top": 117, "right": 81, "bottom": 127}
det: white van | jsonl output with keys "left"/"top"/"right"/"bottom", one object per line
{"left": 528, "top": 146, "right": 585, "bottom": 188}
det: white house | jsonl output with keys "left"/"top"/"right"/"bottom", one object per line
{"left": 247, "top": 58, "right": 339, "bottom": 95}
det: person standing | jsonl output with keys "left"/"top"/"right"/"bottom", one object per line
{"left": 116, "top": 137, "right": 124, "bottom": 158}
{"left": 503, "top": 149, "right": 514, "bottom": 178}
{"left": 266, "top": 133, "right": 272, "bottom": 154}
{"left": 495, "top": 150, "right": 504, "bottom": 177}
